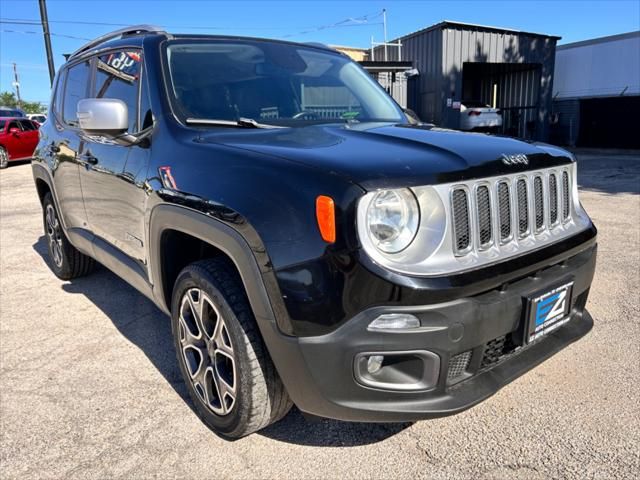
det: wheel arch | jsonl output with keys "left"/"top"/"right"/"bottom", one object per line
{"left": 149, "top": 204, "right": 287, "bottom": 334}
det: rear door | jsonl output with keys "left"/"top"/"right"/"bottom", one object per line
{"left": 50, "top": 59, "right": 92, "bottom": 230}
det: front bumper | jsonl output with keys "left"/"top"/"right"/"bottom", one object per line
{"left": 264, "top": 243, "right": 596, "bottom": 422}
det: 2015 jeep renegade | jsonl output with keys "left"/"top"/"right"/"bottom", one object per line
{"left": 33, "top": 26, "right": 597, "bottom": 438}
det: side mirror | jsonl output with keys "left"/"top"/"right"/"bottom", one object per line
{"left": 9, "top": 127, "right": 20, "bottom": 135}
{"left": 403, "top": 108, "right": 421, "bottom": 125}
{"left": 77, "top": 98, "right": 128, "bottom": 135}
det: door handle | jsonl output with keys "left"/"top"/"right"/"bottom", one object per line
{"left": 80, "top": 153, "right": 98, "bottom": 165}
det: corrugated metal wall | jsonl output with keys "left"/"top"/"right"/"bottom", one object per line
{"left": 373, "top": 28, "right": 443, "bottom": 123}
{"left": 375, "top": 72, "right": 409, "bottom": 108}
{"left": 373, "top": 23, "right": 558, "bottom": 140}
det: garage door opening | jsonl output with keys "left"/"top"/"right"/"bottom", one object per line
{"left": 462, "top": 62, "right": 542, "bottom": 139}
{"left": 579, "top": 96, "right": 640, "bottom": 149}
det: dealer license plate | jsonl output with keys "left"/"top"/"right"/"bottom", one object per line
{"left": 526, "top": 281, "right": 573, "bottom": 344}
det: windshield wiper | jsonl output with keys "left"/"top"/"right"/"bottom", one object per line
{"left": 185, "top": 117, "right": 287, "bottom": 129}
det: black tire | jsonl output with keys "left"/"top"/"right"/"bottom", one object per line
{"left": 171, "top": 257, "right": 292, "bottom": 438}
{"left": 42, "top": 192, "right": 95, "bottom": 280}
{"left": 0, "top": 146, "right": 8, "bottom": 169}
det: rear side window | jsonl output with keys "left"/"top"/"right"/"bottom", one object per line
{"left": 18, "top": 120, "right": 37, "bottom": 131}
{"left": 63, "top": 60, "right": 91, "bottom": 126}
{"left": 53, "top": 69, "right": 66, "bottom": 117}
{"left": 0, "top": 120, "right": 6, "bottom": 131}
{"left": 94, "top": 51, "right": 142, "bottom": 132}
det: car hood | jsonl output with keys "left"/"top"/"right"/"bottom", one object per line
{"left": 198, "top": 123, "right": 573, "bottom": 189}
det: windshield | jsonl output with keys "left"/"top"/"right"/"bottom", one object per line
{"left": 165, "top": 39, "right": 404, "bottom": 126}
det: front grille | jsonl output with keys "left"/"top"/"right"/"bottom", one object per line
{"left": 481, "top": 336, "right": 506, "bottom": 369}
{"left": 534, "top": 176, "right": 544, "bottom": 230}
{"left": 447, "top": 350, "right": 472, "bottom": 382}
{"left": 452, "top": 189, "right": 471, "bottom": 252}
{"left": 549, "top": 173, "right": 559, "bottom": 225}
{"left": 497, "top": 182, "right": 511, "bottom": 241}
{"left": 451, "top": 167, "right": 574, "bottom": 257}
{"left": 476, "top": 186, "right": 492, "bottom": 247}
{"left": 562, "top": 171, "right": 571, "bottom": 221}
{"left": 516, "top": 179, "right": 529, "bottom": 236}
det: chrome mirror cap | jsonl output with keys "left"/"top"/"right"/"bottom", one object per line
{"left": 77, "top": 98, "right": 128, "bottom": 132}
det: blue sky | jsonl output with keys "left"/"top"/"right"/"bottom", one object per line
{"left": 1, "top": 0, "right": 639, "bottom": 105}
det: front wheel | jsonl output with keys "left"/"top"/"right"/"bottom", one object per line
{"left": 171, "top": 257, "right": 292, "bottom": 438}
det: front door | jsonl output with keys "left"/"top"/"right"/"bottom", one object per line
{"left": 78, "top": 50, "right": 150, "bottom": 263}
{"left": 16, "top": 119, "right": 39, "bottom": 158}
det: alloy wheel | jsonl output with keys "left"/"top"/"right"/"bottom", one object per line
{"left": 179, "top": 288, "right": 237, "bottom": 416}
{"left": 0, "top": 148, "right": 8, "bottom": 168}
{"left": 45, "top": 204, "right": 64, "bottom": 267}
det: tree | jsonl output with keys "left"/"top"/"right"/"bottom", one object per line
{"left": 0, "top": 91, "right": 44, "bottom": 114}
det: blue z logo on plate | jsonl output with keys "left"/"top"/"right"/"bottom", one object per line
{"left": 535, "top": 290, "right": 568, "bottom": 326}
{"left": 528, "top": 282, "right": 573, "bottom": 343}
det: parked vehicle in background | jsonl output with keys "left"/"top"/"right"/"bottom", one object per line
{"left": 0, "top": 106, "right": 26, "bottom": 118}
{"left": 28, "top": 114, "right": 47, "bottom": 124}
{"left": 33, "top": 26, "right": 597, "bottom": 439}
{"left": 460, "top": 101, "right": 503, "bottom": 132}
{"left": 0, "top": 117, "right": 39, "bottom": 168}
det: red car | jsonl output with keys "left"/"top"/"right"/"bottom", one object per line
{"left": 0, "top": 117, "right": 40, "bottom": 169}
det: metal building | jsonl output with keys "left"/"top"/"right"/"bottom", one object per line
{"left": 551, "top": 31, "right": 640, "bottom": 148}
{"left": 374, "top": 21, "right": 560, "bottom": 141}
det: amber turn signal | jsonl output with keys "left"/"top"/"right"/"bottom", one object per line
{"left": 315, "top": 195, "right": 336, "bottom": 243}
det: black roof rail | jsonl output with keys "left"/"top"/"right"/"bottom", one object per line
{"left": 68, "top": 24, "right": 165, "bottom": 60}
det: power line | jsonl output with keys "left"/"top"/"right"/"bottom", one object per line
{"left": 0, "top": 28, "right": 91, "bottom": 41}
{"left": 0, "top": 11, "right": 385, "bottom": 37}
{"left": 281, "top": 10, "right": 384, "bottom": 38}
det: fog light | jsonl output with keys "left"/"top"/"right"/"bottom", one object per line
{"left": 367, "top": 355, "right": 384, "bottom": 374}
{"left": 368, "top": 313, "right": 420, "bottom": 331}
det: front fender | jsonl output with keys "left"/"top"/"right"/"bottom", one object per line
{"left": 148, "top": 204, "right": 293, "bottom": 334}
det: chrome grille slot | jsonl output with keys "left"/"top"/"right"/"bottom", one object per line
{"left": 497, "top": 181, "right": 511, "bottom": 241}
{"left": 534, "top": 176, "right": 544, "bottom": 231}
{"left": 452, "top": 189, "right": 471, "bottom": 253}
{"left": 476, "top": 185, "right": 492, "bottom": 248}
{"left": 549, "top": 173, "right": 558, "bottom": 226}
{"left": 516, "top": 179, "right": 529, "bottom": 237}
{"left": 562, "top": 170, "right": 570, "bottom": 221}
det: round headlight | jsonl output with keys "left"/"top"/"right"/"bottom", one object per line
{"left": 366, "top": 189, "right": 420, "bottom": 253}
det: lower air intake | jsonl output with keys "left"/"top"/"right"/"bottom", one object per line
{"left": 447, "top": 350, "right": 472, "bottom": 382}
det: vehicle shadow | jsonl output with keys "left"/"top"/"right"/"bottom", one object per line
{"left": 32, "top": 236, "right": 411, "bottom": 446}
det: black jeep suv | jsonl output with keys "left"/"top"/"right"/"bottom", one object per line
{"left": 32, "top": 26, "right": 597, "bottom": 438}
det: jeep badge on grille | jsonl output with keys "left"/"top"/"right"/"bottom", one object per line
{"left": 501, "top": 153, "right": 529, "bottom": 165}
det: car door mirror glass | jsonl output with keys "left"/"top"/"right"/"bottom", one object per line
{"left": 9, "top": 127, "right": 20, "bottom": 135}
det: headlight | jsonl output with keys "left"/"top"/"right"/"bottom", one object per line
{"left": 366, "top": 188, "right": 419, "bottom": 253}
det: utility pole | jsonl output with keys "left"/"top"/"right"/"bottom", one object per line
{"left": 12, "top": 63, "right": 21, "bottom": 108}
{"left": 383, "top": 9, "right": 388, "bottom": 61}
{"left": 38, "top": 0, "right": 56, "bottom": 85}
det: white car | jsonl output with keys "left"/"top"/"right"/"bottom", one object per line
{"left": 27, "top": 114, "right": 47, "bottom": 124}
{"left": 460, "top": 101, "right": 502, "bottom": 131}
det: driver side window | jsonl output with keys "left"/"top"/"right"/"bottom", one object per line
{"left": 94, "top": 51, "right": 142, "bottom": 133}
